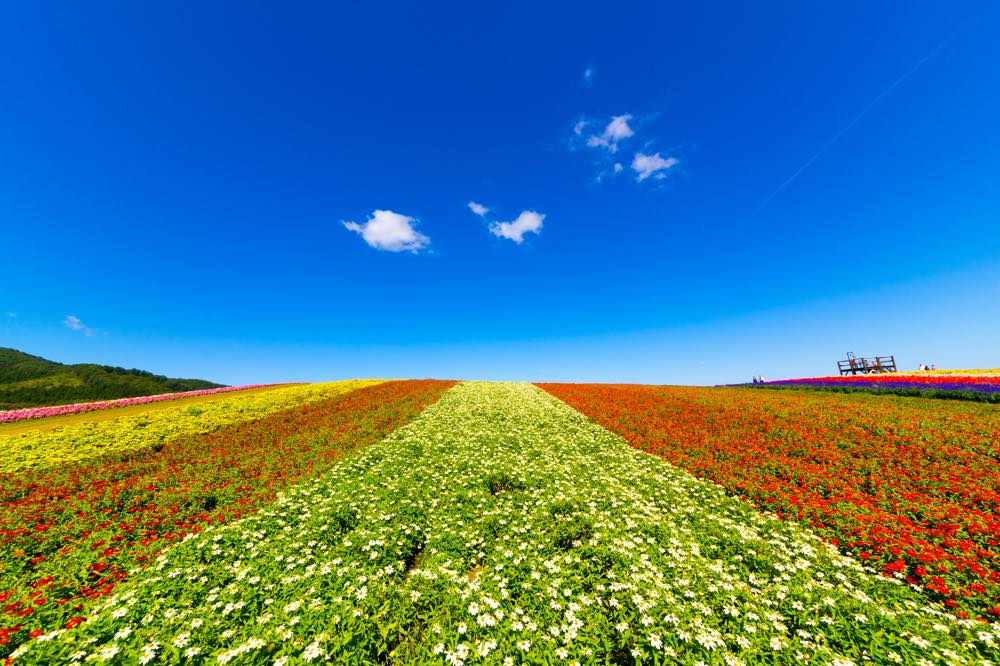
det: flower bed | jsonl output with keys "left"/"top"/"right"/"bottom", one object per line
{"left": 0, "top": 385, "right": 282, "bottom": 424}
{"left": 539, "top": 382, "right": 1000, "bottom": 621}
{"left": 0, "top": 381, "right": 384, "bottom": 472}
{"left": 754, "top": 374, "right": 1000, "bottom": 400}
{"left": 14, "top": 383, "right": 997, "bottom": 664}
{"left": 0, "top": 380, "right": 455, "bottom": 656}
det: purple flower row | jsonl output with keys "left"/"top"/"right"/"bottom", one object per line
{"left": 0, "top": 384, "right": 281, "bottom": 424}
{"left": 764, "top": 379, "right": 1000, "bottom": 394}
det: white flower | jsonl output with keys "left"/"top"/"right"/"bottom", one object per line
{"left": 302, "top": 639, "right": 323, "bottom": 662}
{"left": 98, "top": 644, "right": 120, "bottom": 660}
{"left": 138, "top": 642, "right": 159, "bottom": 665}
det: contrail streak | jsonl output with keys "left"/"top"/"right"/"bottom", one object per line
{"left": 746, "top": 19, "right": 977, "bottom": 222}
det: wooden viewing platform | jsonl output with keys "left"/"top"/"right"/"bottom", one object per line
{"left": 838, "top": 352, "right": 897, "bottom": 375}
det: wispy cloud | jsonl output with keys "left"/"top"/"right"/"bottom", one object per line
{"left": 745, "top": 19, "right": 975, "bottom": 221}
{"left": 63, "top": 314, "right": 95, "bottom": 336}
{"left": 632, "top": 152, "right": 679, "bottom": 181}
{"left": 343, "top": 209, "right": 430, "bottom": 253}
{"left": 489, "top": 210, "right": 545, "bottom": 244}
{"left": 586, "top": 114, "right": 634, "bottom": 153}
{"left": 582, "top": 66, "right": 596, "bottom": 87}
{"left": 5, "top": 312, "right": 15, "bottom": 318}
{"left": 467, "top": 201, "right": 489, "bottom": 217}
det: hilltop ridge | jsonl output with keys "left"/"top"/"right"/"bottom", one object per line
{"left": 0, "top": 347, "right": 222, "bottom": 409}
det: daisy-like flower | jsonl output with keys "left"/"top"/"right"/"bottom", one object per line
{"left": 137, "top": 642, "right": 159, "bottom": 665}
{"left": 302, "top": 639, "right": 323, "bottom": 662}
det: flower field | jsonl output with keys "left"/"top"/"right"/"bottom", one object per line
{"left": 749, "top": 374, "right": 1000, "bottom": 401}
{"left": 11, "top": 382, "right": 997, "bottom": 665}
{"left": 0, "top": 386, "right": 285, "bottom": 424}
{"left": 3, "top": 380, "right": 998, "bottom": 664}
{"left": 538, "top": 383, "right": 1000, "bottom": 621}
{"left": 0, "top": 381, "right": 384, "bottom": 473}
{"left": 0, "top": 380, "right": 454, "bottom": 657}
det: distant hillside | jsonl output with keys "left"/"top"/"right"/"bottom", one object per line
{"left": 0, "top": 348, "right": 223, "bottom": 409}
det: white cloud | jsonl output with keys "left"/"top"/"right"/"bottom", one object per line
{"left": 489, "top": 210, "right": 545, "bottom": 244}
{"left": 342, "top": 209, "right": 430, "bottom": 253}
{"left": 631, "top": 152, "right": 679, "bottom": 181}
{"left": 467, "top": 201, "right": 489, "bottom": 217}
{"left": 573, "top": 120, "right": 587, "bottom": 136}
{"left": 613, "top": 162, "right": 623, "bottom": 173}
{"left": 63, "top": 314, "right": 94, "bottom": 336}
{"left": 586, "top": 114, "right": 634, "bottom": 153}
{"left": 582, "top": 66, "right": 596, "bottom": 87}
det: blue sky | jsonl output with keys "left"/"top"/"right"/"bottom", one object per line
{"left": 2, "top": 1, "right": 998, "bottom": 385}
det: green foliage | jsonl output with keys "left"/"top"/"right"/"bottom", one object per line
{"left": 0, "top": 347, "right": 222, "bottom": 409}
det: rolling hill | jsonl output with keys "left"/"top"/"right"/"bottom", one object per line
{"left": 0, "top": 347, "right": 223, "bottom": 409}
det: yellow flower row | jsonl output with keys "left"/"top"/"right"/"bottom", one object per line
{"left": 0, "top": 380, "right": 383, "bottom": 473}
{"left": 924, "top": 368, "right": 1000, "bottom": 375}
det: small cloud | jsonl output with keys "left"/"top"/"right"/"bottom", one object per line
{"left": 613, "top": 162, "right": 623, "bottom": 173}
{"left": 489, "top": 210, "right": 545, "bottom": 244}
{"left": 582, "top": 66, "right": 596, "bottom": 87}
{"left": 63, "top": 314, "right": 95, "bottom": 337}
{"left": 573, "top": 120, "right": 588, "bottom": 136}
{"left": 631, "top": 152, "right": 679, "bottom": 181}
{"left": 467, "top": 201, "right": 489, "bottom": 218}
{"left": 5, "top": 312, "right": 15, "bottom": 318}
{"left": 342, "top": 209, "right": 430, "bottom": 253}
{"left": 586, "top": 114, "right": 634, "bottom": 153}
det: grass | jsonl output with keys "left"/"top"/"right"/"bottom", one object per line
{"left": 0, "top": 384, "right": 296, "bottom": 435}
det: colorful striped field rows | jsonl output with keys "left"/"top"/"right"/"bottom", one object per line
{"left": 0, "top": 381, "right": 383, "bottom": 473}
{"left": 0, "top": 385, "right": 285, "bottom": 424}
{"left": 1, "top": 381, "right": 998, "bottom": 664}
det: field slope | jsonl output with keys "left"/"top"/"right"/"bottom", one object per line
{"left": 539, "top": 382, "right": 1000, "bottom": 621}
{"left": 16, "top": 382, "right": 997, "bottom": 665}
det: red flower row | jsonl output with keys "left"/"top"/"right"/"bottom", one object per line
{"left": 538, "top": 383, "right": 1000, "bottom": 621}
{"left": 0, "top": 380, "right": 455, "bottom": 657}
